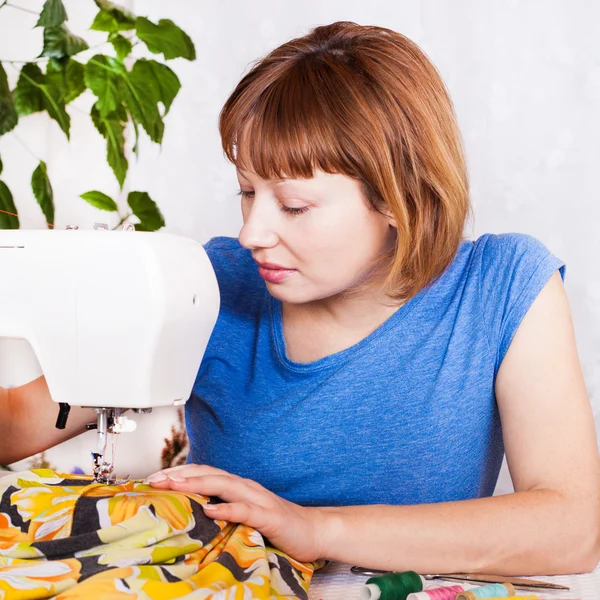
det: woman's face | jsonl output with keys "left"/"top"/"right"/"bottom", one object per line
{"left": 237, "top": 168, "right": 396, "bottom": 305}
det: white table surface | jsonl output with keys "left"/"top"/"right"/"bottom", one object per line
{"left": 309, "top": 562, "right": 600, "bottom": 600}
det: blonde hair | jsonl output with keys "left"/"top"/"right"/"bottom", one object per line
{"left": 219, "top": 21, "right": 471, "bottom": 301}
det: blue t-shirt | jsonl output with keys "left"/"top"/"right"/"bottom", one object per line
{"left": 186, "top": 234, "right": 565, "bottom": 507}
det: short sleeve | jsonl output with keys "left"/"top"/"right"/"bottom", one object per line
{"left": 201, "top": 236, "right": 266, "bottom": 314}
{"left": 477, "top": 233, "right": 566, "bottom": 375}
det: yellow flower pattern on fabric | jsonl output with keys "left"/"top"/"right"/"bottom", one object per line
{"left": 0, "top": 470, "right": 316, "bottom": 599}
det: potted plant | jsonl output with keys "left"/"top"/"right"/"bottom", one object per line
{"left": 0, "top": 0, "right": 195, "bottom": 230}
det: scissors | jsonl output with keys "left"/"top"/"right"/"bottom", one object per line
{"left": 349, "top": 566, "right": 570, "bottom": 591}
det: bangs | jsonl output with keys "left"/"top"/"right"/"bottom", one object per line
{"left": 220, "top": 58, "right": 361, "bottom": 181}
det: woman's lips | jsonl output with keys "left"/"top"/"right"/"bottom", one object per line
{"left": 257, "top": 264, "right": 297, "bottom": 283}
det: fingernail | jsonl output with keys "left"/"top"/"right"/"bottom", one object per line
{"left": 168, "top": 475, "right": 187, "bottom": 483}
{"left": 203, "top": 503, "right": 217, "bottom": 511}
{"left": 144, "top": 472, "right": 168, "bottom": 483}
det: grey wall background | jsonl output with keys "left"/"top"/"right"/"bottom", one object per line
{"left": 1, "top": 1, "right": 599, "bottom": 489}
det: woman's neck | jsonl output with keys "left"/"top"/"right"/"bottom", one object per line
{"left": 285, "top": 287, "right": 402, "bottom": 328}
{"left": 280, "top": 291, "right": 404, "bottom": 363}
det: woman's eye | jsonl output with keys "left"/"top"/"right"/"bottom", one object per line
{"left": 237, "top": 190, "right": 308, "bottom": 216}
{"left": 281, "top": 205, "right": 309, "bottom": 216}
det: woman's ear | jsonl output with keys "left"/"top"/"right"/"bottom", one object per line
{"left": 378, "top": 205, "right": 397, "bottom": 229}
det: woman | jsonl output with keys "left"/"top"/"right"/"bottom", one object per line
{"left": 2, "top": 21, "right": 599, "bottom": 575}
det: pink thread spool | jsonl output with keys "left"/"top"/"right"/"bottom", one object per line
{"left": 407, "top": 585, "right": 465, "bottom": 600}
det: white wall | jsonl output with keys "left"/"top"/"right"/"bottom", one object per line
{"left": 1, "top": 1, "right": 599, "bottom": 487}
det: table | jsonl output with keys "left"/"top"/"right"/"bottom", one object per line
{"left": 309, "top": 562, "right": 600, "bottom": 600}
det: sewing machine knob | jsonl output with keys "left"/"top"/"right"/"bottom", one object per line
{"left": 111, "top": 415, "right": 137, "bottom": 434}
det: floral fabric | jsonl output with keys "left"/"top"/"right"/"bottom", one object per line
{"left": 0, "top": 470, "right": 316, "bottom": 599}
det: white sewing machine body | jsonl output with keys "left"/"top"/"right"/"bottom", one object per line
{"left": 0, "top": 229, "right": 220, "bottom": 411}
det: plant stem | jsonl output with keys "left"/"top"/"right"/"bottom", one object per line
{"left": 2, "top": 58, "right": 48, "bottom": 64}
{"left": 113, "top": 213, "right": 132, "bottom": 230}
{"left": 11, "top": 132, "right": 41, "bottom": 162}
{"left": 5, "top": 2, "right": 39, "bottom": 15}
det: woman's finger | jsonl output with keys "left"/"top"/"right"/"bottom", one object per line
{"left": 166, "top": 474, "right": 271, "bottom": 506}
{"left": 144, "top": 464, "right": 234, "bottom": 483}
{"left": 203, "top": 501, "right": 274, "bottom": 532}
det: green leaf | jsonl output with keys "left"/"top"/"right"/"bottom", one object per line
{"left": 31, "top": 161, "right": 54, "bottom": 227}
{"left": 86, "top": 55, "right": 164, "bottom": 144}
{"left": 36, "top": 0, "right": 68, "bottom": 28}
{"left": 109, "top": 33, "right": 133, "bottom": 61}
{"left": 80, "top": 190, "right": 118, "bottom": 211}
{"left": 91, "top": 103, "right": 128, "bottom": 187}
{"left": 0, "top": 181, "right": 19, "bottom": 229}
{"left": 91, "top": 0, "right": 136, "bottom": 32}
{"left": 0, "top": 62, "right": 18, "bottom": 136}
{"left": 46, "top": 58, "right": 85, "bottom": 104}
{"left": 40, "top": 24, "right": 89, "bottom": 59}
{"left": 135, "top": 17, "right": 196, "bottom": 61}
{"left": 132, "top": 59, "right": 180, "bottom": 115}
{"left": 119, "top": 65, "right": 164, "bottom": 143}
{"left": 0, "top": 156, "right": 3, "bottom": 176}
{"left": 84, "top": 55, "right": 122, "bottom": 117}
{"left": 131, "top": 116, "right": 139, "bottom": 155}
{"left": 13, "top": 63, "right": 70, "bottom": 138}
{"left": 128, "top": 191, "right": 164, "bottom": 231}
{"left": 13, "top": 64, "right": 44, "bottom": 115}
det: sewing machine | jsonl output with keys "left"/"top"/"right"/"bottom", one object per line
{"left": 0, "top": 226, "right": 220, "bottom": 482}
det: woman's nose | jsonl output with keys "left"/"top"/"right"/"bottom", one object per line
{"left": 238, "top": 203, "right": 279, "bottom": 250}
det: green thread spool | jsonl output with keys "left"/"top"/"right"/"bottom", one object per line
{"left": 456, "top": 583, "right": 516, "bottom": 600}
{"left": 361, "top": 571, "right": 426, "bottom": 600}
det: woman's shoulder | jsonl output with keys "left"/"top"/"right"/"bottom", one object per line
{"left": 473, "top": 232, "right": 559, "bottom": 267}
{"left": 202, "top": 236, "right": 265, "bottom": 308}
{"left": 467, "top": 232, "right": 565, "bottom": 371}
{"left": 468, "top": 232, "right": 565, "bottom": 295}
{"left": 203, "top": 235, "right": 246, "bottom": 255}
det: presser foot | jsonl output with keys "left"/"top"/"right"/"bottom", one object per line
{"left": 90, "top": 452, "right": 130, "bottom": 485}
{"left": 89, "top": 408, "right": 136, "bottom": 485}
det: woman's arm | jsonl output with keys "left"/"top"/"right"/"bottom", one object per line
{"left": 147, "top": 272, "right": 600, "bottom": 574}
{"left": 316, "top": 271, "right": 600, "bottom": 574}
{"left": 0, "top": 376, "right": 93, "bottom": 465}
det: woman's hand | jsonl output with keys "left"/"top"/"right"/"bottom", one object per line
{"left": 144, "top": 464, "right": 329, "bottom": 563}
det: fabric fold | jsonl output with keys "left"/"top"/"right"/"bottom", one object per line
{"left": 0, "top": 469, "right": 315, "bottom": 599}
